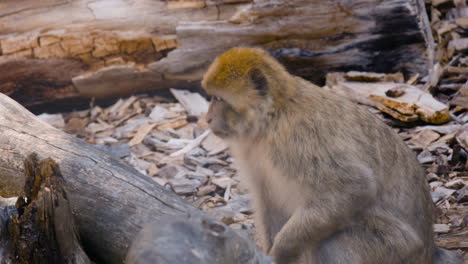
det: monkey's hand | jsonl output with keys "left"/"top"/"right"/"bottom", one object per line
{"left": 269, "top": 165, "right": 377, "bottom": 263}
{"left": 268, "top": 239, "right": 301, "bottom": 264}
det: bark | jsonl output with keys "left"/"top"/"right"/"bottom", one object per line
{"left": 0, "top": 0, "right": 433, "bottom": 107}
{"left": 6, "top": 154, "right": 91, "bottom": 264}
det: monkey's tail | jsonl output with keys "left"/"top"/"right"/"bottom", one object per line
{"left": 433, "top": 247, "right": 462, "bottom": 264}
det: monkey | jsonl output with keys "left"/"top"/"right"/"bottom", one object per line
{"left": 201, "top": 47, "right": 461, "bottom": 264}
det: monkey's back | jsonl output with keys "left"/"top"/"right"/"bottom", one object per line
{"left": 267, "top": 79, "right": 435, "bottom": 261}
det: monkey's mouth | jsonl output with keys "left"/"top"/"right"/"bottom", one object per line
{"left": 210, "top": 128, "right": 230, "bottom": 138}
{"left": 210, "top": 125, "right": 236, "bottom": 139}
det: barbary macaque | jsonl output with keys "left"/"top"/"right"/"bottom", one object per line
{"left": 201, "top": 47, "right": 461, "bottom": 264}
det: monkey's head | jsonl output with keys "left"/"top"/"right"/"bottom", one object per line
{"left": 202, "top": 47, "right": 295, "bottom": 140}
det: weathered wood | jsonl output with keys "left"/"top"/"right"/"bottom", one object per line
{"left": 8, "top": 154, "right": 91, "bottom": 264}
{"left": 0, "top": 0, "right": 433, "bottom": 107}
{"left": 0, "top": 206, "right": 14, "bottom": 263}
{"left": 0, "top": 93, "right": 200, "bottom": 263}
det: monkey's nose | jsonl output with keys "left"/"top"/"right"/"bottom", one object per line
{"left": 206, "top": 116, "right": 213, "bottom": 124}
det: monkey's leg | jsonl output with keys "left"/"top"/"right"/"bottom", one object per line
{"left": 316, "top": 216, "right": 430, "bottom": 264}
{"left": 268, "top": 166, "right": 377, "bottom": 263}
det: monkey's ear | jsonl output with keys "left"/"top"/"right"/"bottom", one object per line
{"left": 248, "top": 68, "right": 268, "bottom": 96}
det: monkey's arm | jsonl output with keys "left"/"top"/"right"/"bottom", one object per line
{"left": 269, "top": 165, "right": 377, "bottom": 262}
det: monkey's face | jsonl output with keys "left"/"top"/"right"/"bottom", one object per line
{"left": 205, "top": 95, "right": 245, "bottom": 139}
{"left": 204, "top": 75, "right": 271, "bottom": 140}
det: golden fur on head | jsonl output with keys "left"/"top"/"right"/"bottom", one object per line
{"left": 203, "top": 47, "right": 266, "bottom": 93}
{"left": 202, "top": 47, "right": 296, "bottom": 108}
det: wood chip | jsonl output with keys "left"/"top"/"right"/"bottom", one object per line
{"left": 157, "top": 117, "right": 188, "bottom": 131}
{"left": 434, "top": 224, "right": 451, "bottom": 233}
{"left": 149, "top": 105, "right": 169, "bottom": 122}
{"left": 170, "top": 89, "right": 209, "bottom": 116}
{"left": 169, "top": 130, "right": 211, "bottom": 157}
{"left": 344, "top": 71, "right": 404, "bottom": 83}
{"left": 409, "top": 129, "right": 441, "bottom": 149}
{"left": 416, "top": 124, "right": 461, "bottom": 135}
{"left": 456, "top": 126, "right": 468, "bottom": 151}
{"left": 37, "top": 113, "right": 65, "bottom": 129}
{"left": 128, "top": 122, "right": 158, "bottom": 146}
{"left": 327, "top": 74, "right": 451, "bottom": 124}
{"left": 167, "top": 0, "right": 206, "bottom": 10}
{"left": 65, "top": 117, "right": 88, "bottom": 134}
{"left": 445, "top": 179, "right": 466, "bottom": 190}
{"left": 432, "top": 0, "right": 451, "bottom": 6}
{"left": 448, "top": 38, "right": 468, "bottom": 52}
{"left": 423, "top": 63, "right": 443, "bottom": 93}
{"left": 445, "top": 66, "right": 468, "bottom": 75}
{"left": 202, "top": 133, "right": 228, "bottom": 155}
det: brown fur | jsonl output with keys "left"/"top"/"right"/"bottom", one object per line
{"left": 202, "top": 47, "right": 461, "bottom": 264}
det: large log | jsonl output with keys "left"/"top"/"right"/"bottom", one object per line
{"left": 0, "top": 93, "right": 199, "bottom": 263}
{"left": 0, "top": 0, "right": 433, "bottom": 107}
{"left": 0, "top": 153, "right": 270, "bottom": 264}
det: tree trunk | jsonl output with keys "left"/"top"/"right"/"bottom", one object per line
{"left": 0, "top": 0, "right": 433, "bottom": 108}
{"left": 0, "top": 93, "right": 199, "bottom": 263}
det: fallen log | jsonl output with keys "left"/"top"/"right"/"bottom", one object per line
{"left": 0, "top": 0, "right": 434, "bottom": 107}
{"left": 0, "top": 152, "right": 270, "bottom": 264}
{"left": 0, "top": 93, "right": 200, "bottom": 263}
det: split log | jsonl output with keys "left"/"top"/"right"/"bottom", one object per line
{"left": 0, "top": 93, "right": 200, "bottom": 263}
{"left": 0, "top": 0, "right": 433, "bottom": 107}
{"left": 7, "top": 154, "right": 91, "bottom": 264}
